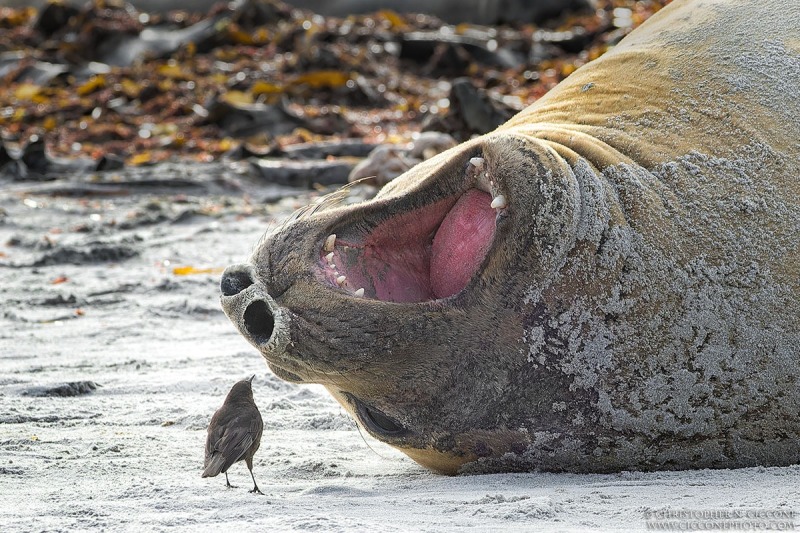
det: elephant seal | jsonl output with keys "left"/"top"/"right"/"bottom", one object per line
{"left": 220, "top": 0, "right": 800, "bottom": 474}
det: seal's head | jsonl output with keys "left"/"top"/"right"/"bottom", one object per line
{"left": 220, "top": 133, "right": 584, "bottom": 474}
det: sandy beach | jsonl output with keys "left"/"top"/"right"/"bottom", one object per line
{"left": 1, "top": 162, "right": 798, "bottom": 532}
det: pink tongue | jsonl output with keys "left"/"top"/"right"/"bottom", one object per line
{"left": 430, "top": 189, "right": 495, "bottom": 299}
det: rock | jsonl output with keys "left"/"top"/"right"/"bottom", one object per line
{"left": 423, "top": 78, "right": 514, "bottom": 140}
{"left": 23, "top": 381, "right": 101, "bottom": 397}
{"left": 250, "top": 159, "right": 354, "bottom": 187}
{"left": 348, "top": 132, "right": 456, "bottom": 186}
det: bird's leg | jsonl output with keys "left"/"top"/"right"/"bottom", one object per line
{"left": 248, "top": 468, "right": 264, "bottom": 495}
{"left": 225, "top": 472, "right": 237, "bottom": 489}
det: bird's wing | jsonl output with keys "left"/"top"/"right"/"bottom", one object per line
{"left": 202, "top": 414, "right": 256, "bottom": 477}
{"left": 248, "top": 413, "right": 264, "bottom": 454}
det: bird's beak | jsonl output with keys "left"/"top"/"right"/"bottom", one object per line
{"left": 248, "top": 374, "right": 256, "bottom": 384}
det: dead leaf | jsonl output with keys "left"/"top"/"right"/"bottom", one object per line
{"left": 128, "top": 152, "right": 152, "bottom": 165}
{"left": 172, "top": 266, "right": 225, "bottom": 276}
{"left": 251, "top": 80, "right": 284, "bottom": 97}
{"left": 292, "top": 71, "right": 350, "bottom": 89}
{"left": 77, "top": 75, "right": 105, "bottom": 96}
{"left": 221, "top": 90, "right": 254, "bottom": 105}
{"left": 119, "top": 78, "right": 142, "bottom": 99}
{"left": 158, "top": 64, "right": 191, "bottom": 80}
{"left": 14, "top": 83, "right": 41, "bottom": 101}
{"left": 377, "top": 10, "right": 408, "bottom": 30}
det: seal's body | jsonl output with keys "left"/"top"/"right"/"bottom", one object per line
{"left": 221, "top": 0, "right": 800, "bottom": 474}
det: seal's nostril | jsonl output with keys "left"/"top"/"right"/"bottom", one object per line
{"left": 243, "top": 300, "right": 275, "bottom": 344}
{"left": 221, "top": 267, "right": 254, "bottom": 296}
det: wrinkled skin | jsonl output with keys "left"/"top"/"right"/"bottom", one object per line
{"left": 221, "top": 0, "right": 800, "bottom": 474}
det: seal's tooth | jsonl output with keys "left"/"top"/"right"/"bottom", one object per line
{"left": 491, "top": 194, "right": 507, "bottom": 209}
{"left": 336, "top": 275, "right": 347, "bottom": 286}
{"left": 469, "top": 157, "right": 485, "bottom": 169}
{"left": 354, "top": 288, "right": 365, "bottom": 297}
{"left": 325, "top": 252, "right": 334, "bottom": 263}
{"left": 324, "top": 234, "right": 337, "bottom": 252}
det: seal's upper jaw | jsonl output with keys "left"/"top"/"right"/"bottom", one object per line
{"left": 219, "top": 137, "right": 516, "bottom": 382}
{"left": 219, "top": 133, "right": 572, "bottom": 385}
{"left": 220, "top": 132, "right": 577, "bottom": 370}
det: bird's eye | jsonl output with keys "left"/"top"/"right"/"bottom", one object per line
{"left": 347, "top": 395, "right": 409, "bottom": 437}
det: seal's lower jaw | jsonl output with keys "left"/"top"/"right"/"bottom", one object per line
{"left": 266, "top": 362, "right": 304, "bottom": 383}
{"left": 400, "top": 447, "right": 475, "bottom": 476}
{"left": 329, "top": 389, "right": 475, "bottom": 475}
{"left": 321, "top": 187, "right": 498, "bottom": 303}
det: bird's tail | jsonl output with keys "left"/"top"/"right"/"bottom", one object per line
{"left": 201, "top": 453, "right": 227, "bottom": 478}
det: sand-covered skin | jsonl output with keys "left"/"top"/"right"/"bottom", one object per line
{"left": 1, "top": 165, "right": 798, "bottom": 532}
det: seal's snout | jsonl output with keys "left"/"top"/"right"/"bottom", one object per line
{"left": 220, "top": 263, "right": 289, "bottom": 362}
{"left": 243, "top": 300, "right": 274, "bottom": 344}
{"left": 220, "top": 262, "right": 274, "bottom": 343}
{"left": 220, "top": 264, "right": 254, "bottom": 296}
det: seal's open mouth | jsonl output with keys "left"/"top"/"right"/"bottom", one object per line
{"left": 319, "top": 187, "right": 499, "bottom": 302}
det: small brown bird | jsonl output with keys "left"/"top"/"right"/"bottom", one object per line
{"left": 202, "top": 375, "right": 264, "bottom": 494}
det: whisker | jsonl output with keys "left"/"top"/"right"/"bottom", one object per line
{"left": 352, "top": 414, "right": 391, "bottom": 459}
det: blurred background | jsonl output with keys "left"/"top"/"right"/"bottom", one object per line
{"left": 0, "top": 0, "right": 669, "bottom": 178}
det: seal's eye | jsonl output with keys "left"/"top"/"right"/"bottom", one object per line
{"left": 348, "top": 395, "right": 409, "bottom": 437}
{"left": 363, "top": 405, "right": 404, "bottom": 433}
